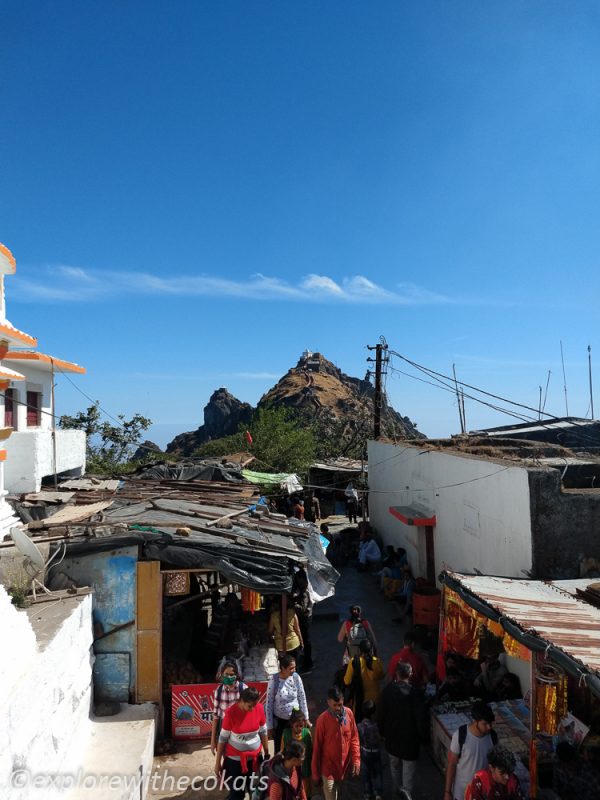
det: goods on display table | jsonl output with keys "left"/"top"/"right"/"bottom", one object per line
{"left": 431, "top": 699, "right": 533, "bottom": 795}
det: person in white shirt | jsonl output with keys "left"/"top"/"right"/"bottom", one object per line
{"left": 358, "top": 532, "right": 381, "bottom": 571}
{"left": 265, "top": 654, "right": 310, "bottom": 752}
{"left": 444, "top": 702, "right": 497, "bottom": 800}
{"left": 345, "top": 482, "right": 359, "bottom": 523}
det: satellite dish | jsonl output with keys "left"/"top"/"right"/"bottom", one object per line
{"left": 11, "top": 526, "right": 45, "bottom": 570}
{"left": 10, "top": 526, "right": 66, "bottom": 601}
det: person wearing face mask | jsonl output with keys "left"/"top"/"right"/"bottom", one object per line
{"left": 211, "top": 660, "right": 247, "bottom": 755}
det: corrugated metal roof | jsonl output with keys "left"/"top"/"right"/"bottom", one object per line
{"left": 449, "top": 572, "right": 600, "bottom": 674}
{"left": 311, "top": 457, "right": 366, "bottom": 472}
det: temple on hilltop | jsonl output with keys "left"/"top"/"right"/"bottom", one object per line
{"left": 0, "top": 243, "right": 87, "bottom": 534}
{"left": 299, "top": 349, "right": 322, "bottom": 371}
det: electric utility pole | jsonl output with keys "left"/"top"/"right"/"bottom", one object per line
{"left": 367, "top": 338, "right": 388, "bottom": 439}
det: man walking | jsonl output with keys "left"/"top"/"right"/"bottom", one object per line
{"left": 444, "top": 702, "right": 497, "bottom": 800}
{"left": 378, "top": 661, "right": 427, "bottom": 798}
{"left": 312, "top": 686, "right": 360, "bottom": 800}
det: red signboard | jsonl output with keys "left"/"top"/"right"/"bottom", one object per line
{"left": 172, "top": 681, "right": 268, "bottom": 740}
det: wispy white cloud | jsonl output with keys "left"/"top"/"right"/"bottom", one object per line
{"left": 130, "top": 370, "right": 281, "bottom": 381}
{"left": 11, "top": 264, "right": 460, "bottom": 306}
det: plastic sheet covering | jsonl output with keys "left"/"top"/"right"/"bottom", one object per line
{"left": 295, "top": 529, "right": 339, "bottom": 602}
{"left": 241, "top": 469, "right": 303, "bottom": 493}
{"left": 130, "top": 460, "right": 245, "bottom": 483}
{"left": 54, "top": 526, "right": 338, "bottom": 597}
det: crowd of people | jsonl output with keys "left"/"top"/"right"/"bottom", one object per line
{"left": 206, "top": 518, "right": 599, "bottom": 800}
{"left": 209, "top": 597, "right": 544, "bottom": 800}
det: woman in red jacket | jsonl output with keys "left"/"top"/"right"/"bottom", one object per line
{"left": 215, "top": 686, "right": 269, "bottom": 800}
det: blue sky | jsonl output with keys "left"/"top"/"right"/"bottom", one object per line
{"left": 2, "top": 1, "right": 599, "bottom": 447}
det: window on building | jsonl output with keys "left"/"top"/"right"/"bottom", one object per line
{"left": 26, "top": 391, "right": 41, "bottom": 427}
{"left": 4, "top": 388, "right": 14, "bottom": 428}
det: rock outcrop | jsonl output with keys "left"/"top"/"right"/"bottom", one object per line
{"left": 166, "top": 388, "right": 252, "bottom": 455}
{"left": 131, "top": 440, "right": 163, "bottom": 461}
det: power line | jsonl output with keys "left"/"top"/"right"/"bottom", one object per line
{"left": 0, "top": 365, "right": 164, "bottom": 459}
{"left": 387, "top": 350, "right": 600, "bottom": 448}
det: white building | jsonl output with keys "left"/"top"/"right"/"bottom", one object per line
{"left": 0, "top": 243, "right": 86, "bottom": 506}
{"left": 367, "top": 438, "right": 600, "bottom": 581}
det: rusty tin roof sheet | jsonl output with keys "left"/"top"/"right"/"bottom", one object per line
{"left": 448, "top": 572, "right": 600, "bottom": 674}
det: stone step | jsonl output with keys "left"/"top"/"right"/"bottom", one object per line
{"left": 65, "top": 704, "right": 157, "bottom": 800}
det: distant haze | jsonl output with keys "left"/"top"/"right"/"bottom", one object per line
{"left": 145, "top": 423, "right": 197, "bottom": 451}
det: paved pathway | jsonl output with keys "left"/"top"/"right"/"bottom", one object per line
{"left": 303, "top": 563, "right": 444, "bottom": 800}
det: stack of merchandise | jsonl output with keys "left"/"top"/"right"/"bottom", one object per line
{"left": 242, "top": 645, "right": 279, "bottom": 681}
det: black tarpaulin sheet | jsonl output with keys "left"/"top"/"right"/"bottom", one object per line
{"left": 55, "top": 530, "right": 294, "bottom": 593}
{"left": 143, "top": 537, "right": 292, "bottom": 592}
{"left": 129, "top": 461, "right": 244, "bottom": 483}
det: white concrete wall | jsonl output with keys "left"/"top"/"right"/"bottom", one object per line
{"left": 4, "top": 429, "right": 86, "bottom": 493}
{"left": 4, "top": 365, "right": 53, "bottom": 433}
{"left": 0, "top": 587, "right": 94, "bottom": 800}
{"left": 367, "top": 441, "right": 533, "bottom": 579}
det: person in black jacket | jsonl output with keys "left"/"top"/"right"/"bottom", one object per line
{"left": 378, "top": 661, "right": 427, "bottom": 798}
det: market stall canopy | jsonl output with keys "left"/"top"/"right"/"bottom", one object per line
{"left": 389, "top": 506, "right": 436, "bottom": 526}
{"left": 441, "top": 571, "right": 600, "bottom": 699}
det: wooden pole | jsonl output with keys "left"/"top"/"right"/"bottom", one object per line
{"left": 453, "top": 364, "right": 465, "bottom": 433}
{"left": 281, "top": 593, "right": 288, "bottom": 654}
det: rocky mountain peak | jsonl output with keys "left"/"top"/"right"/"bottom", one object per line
{"left": 166, "top": 352, "right": 422, "bottom": 456}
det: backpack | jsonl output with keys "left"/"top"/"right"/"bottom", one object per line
{"left": 347, "top": 621, "right": 370, "bottom": 657}
{"left": 252, "top": 757, "right": 273, "bottom": 800}
{"left": 252, "top": 756, "right": 303, "bottom": 800}
{"left": 457, "top": 724, "right": 497, "bottom": 759}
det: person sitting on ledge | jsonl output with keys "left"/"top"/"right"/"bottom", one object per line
{"left": 357, "top": 531, "right": 381, "bottom": 572}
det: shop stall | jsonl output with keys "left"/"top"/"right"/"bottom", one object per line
{"left": 439, "top": 572, "right": 600, "bottom": 798}
{"left": 431, "top": 698, "right": 532, "bottom": 794}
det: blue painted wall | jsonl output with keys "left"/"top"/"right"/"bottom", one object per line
{"left": 52, "top": 546, "right": 138, "bottom": 701}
